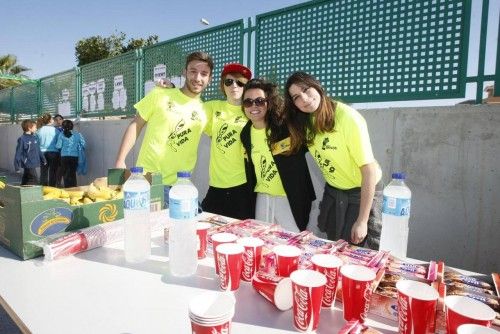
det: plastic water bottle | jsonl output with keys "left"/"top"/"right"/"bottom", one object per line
{"left": 168, "top": 171, "right": 198, "bottom": 277}
{"left": 123, "top": 167, "right": 151, "bottom": 263}
{"left": 379, "top": 172, "right": 412, "bottom": 259}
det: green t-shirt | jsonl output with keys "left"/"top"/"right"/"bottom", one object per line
{"left": 204, "top": 100, "right": 248, "bottom": 188}
{"left": 134, "top": 87, "right": 207, "bottom": 185}
{"left": 308, "top": 102, "right": 375, "bottom": 190}
{"left": 250, "top": 126, "right": 286, "bottom": 196}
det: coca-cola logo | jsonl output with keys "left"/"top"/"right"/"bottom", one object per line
{"left": 218, "top": 254, "right": 228, "bottom": 288}
{"left": 361, "top": 282, "right": 372, "bottom": 321}
{"left": 256, "top": 271, "right": 280, "bottom": 283}
{"left": 323, "top": 269, "right": 338, "bottom": 304}
{"left": 294, "top": 285, "right": 310, "bottom": 331}
{"left": 398, "top": 294, "right": 409, "bottom": 334}
{"left": 242, "top": 248, "right": 255, "bottom": 280}
{"left": 210, "top": 323, "right": 229, "bottom": 334}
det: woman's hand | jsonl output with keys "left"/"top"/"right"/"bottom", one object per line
{"left": 351, "top": 219, "right": 368, "bottom": 244}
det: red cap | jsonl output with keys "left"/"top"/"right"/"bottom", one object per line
{"left": 221, "top": 63, "right": 252, "bottom": 80}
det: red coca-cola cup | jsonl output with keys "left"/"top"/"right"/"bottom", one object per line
{"left": 189, "top": 291, "right": 235, "bottom": 334}
{"left": 237, "top": 237, "right": 264, "bottom": 282}
{"left": 211, "top": 232, "right": 238, "bottom": 275}
{"left": 273, "top": 244, "right": 302, "bottom": 277}
{"left": 216, "top": 243, "right": 244, "bottom": 291}
{"left": 290, "top": 269, "right": 327, "bottom": 332}
{"left": 457, "top": 324, "right": 500, "bottom": 334}
{"left": 196, "top": 222, "right": 212, "bottom": 259}
{"left": 445, "top": 295, "right": 496, "bottom": 334}
{"left": 340, "top": 264, "right": 376, "bottom": 323}
{"left": 311, "top": 253, "right": 343, "bottom": 308}
{"left": 396, "top": 280, "right": 439, "bottom": 334}
{"left": 252, "top": 271, "right": 293, "bottom": 311}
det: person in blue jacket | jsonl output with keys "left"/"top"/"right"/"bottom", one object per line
{"left": 36, "top": 113, "right": 60, "bottom": 186}
{"left": 14, "top": 119, "right": 47, "bottom": 185}
{"left": 55, "top": 120, "right": 86, "bottom": 187}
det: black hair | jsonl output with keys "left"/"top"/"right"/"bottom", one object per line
{"left": 62, "top": 120, "right": 74, "bottom": 138}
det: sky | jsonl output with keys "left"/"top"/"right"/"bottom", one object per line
{"left": 1, "top": 0, "right": 305, "bottom": 79}
{"left": 1, "top": 0, "right": 498, "bottom": 106}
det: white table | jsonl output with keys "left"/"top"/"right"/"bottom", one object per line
{"left": 0, "top": 211, "right": 399, "bottom": 334}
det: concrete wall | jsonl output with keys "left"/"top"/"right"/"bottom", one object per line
{"left": 1, "top": 105, "right": 498, "bottom": 274}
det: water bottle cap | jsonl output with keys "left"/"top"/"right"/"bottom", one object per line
{"left": 177, "top": 171, "right": 191, "bottom": 178}
{"left": 392, "top": 172, "right": 406, "bottom": 180}
{"left": 130, "top": 166, "right": 143, "bottom": 174}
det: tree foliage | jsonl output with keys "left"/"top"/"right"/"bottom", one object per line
{"left": 75, "top": 32, "right": 158, "bottom": 66}
{"left": 0, "top": 54, "right": 31, "bottom": 90}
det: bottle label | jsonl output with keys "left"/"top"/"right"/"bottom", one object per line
{"left": 382, "top": 196, "right": 410, "bottom": 217}
{"left": 124, "top": 190, "right": 150, "bottom": 210}
{"left": 169, "top": 198, "right": 197, "bottom": 219}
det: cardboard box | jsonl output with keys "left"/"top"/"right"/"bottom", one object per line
{"left": 0, "top": 169, "right": 163, "bottom": 260}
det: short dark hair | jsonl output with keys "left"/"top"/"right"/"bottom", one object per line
{"left": 185, "top": 51, "right": 214, "bottom": 76}
{"left": 21, "top": 119, "right": 35, "bottom": 132}
{"left": 54, "top": 114, "right": 64, "bottom": 120}
{"left": 62, "top": 119, "right": 74, "bottom": 138}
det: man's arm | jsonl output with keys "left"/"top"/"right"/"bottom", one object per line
{"left": 114, "top": 115, "right": 147, "bottom": 168}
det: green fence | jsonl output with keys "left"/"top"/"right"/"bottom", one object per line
{"left": 255, "top": 0, "right": 470, "bottom": 102}
{"left": 79, "top": 50, "right": 140, "bottom": 118}
{"left": 0, "top": 0, "right": 497, "bottom": 123}
{"left": 40, "top": 69, "right": 78, "bottom": 117}
{"left": 142, "top": 19, "right": 244, "bottom": 101}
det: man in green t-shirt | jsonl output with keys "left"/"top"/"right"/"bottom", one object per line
{"left": 114, "top": 51, "right": 214, "bottom": 205}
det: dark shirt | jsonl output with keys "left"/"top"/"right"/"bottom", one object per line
{"left": 14, "top": 133, "right": 46, "bottom": 170}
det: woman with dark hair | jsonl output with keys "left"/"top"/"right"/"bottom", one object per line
{"left": 240, "top": 78, "right": 315, "bottom": 232}
{"left": 55, "top": 120, "right": 86, "bottom": 187}
{"left": 36, "top": 113, "right": 60, "bottom": 186}
{"left": 284, "top": 71, "right": 381, "bottom": 248}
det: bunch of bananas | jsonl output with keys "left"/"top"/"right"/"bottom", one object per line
{"left": 42, "top": 183, "right": 123, "bottom": 206}
{"left": 0, "top": 180, "right": 5, "bottom": 189}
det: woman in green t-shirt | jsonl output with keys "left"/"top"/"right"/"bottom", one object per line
{"left": 284, "top": 71, "right": 382, "bottom": 249}
{"left": 201, "top": 63, "right": 256, "bottom": 219}
{"left": 240, "top": 79, "right": 316, "bottom": 232}
{"left": 158, "top": 63, "right": 255, "bottom": 219}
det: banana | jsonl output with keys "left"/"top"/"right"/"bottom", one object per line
{"left": 67, "top": 190, "right": 84, "bottom": 199}
{"left": 87, "top": 182, "right": 114, "bottom": 200}
{"left": 42, "top": 186, "right": 59, "bottom": 195}
{"left": 83, "top": 197, "right": 94, "bottom": 204}
{"left": 0, "top": 180, "right": 5, "bottom": 189}
{"left": 96, "top": 185, "right": 114, "bottom": 200}
{"left": 43, "top": 192, "right": 61, "bottom": 200}
{"left": 59, "top": 189, "right": 70, "bottom": 198}
{"left": 70, "top": 197, "right": 82, "bottom": 206}
{"left": 113, "top": 190, "right": 124, "bottom": 199}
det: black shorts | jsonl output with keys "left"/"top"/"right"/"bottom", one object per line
{"left": 201, "top": 183, "right": 255, "bottom": 220}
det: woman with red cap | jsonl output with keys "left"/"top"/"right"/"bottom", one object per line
{"left": 201, "top": 63, "right": 256, "bottom": 219}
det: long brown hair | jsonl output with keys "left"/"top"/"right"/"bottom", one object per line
{"left": 242, "top": 78, "right": 284, "bottom": 146}
{"left": 284, "top": 72, "right": 336, "bottom": 154}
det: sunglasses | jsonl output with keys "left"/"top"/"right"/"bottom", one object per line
{"left": 224, "top": 78, "right": 245, "bottom": 87}
{"left": 243, "top": 97, "right": 268, "bottom": 108}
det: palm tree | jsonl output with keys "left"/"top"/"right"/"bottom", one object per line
{"left": 0, "top": 54, "right": 31, "bottom": 90}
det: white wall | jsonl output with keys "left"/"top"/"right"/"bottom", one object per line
{"left": 1, "top": 104, "right": 498, "bottom": 274}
